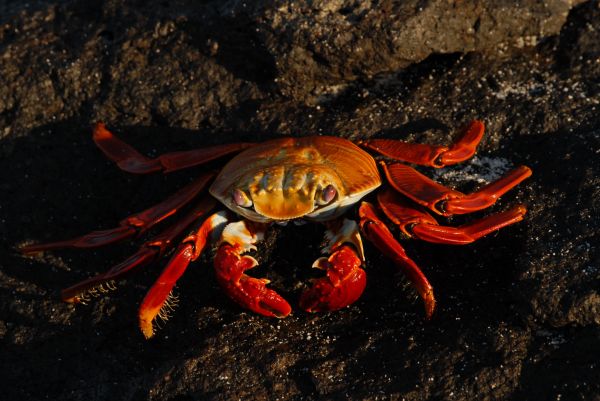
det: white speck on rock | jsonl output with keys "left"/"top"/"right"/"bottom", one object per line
{"left": 432, "top": 156, "right": 513, "bottom": 185}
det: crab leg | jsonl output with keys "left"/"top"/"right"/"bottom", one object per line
{"left": 93, "top": 122, "right": 254, "bottom": 174}
{"left": 359, "top": 202, "right": 435, "bottom": 318}
{"left": 299, "top": 219, "right": 367, "bottom": 312}
{"left": 378, "top": 189, "right": 527, "bottom": 245}
{"left": 60, "top": 197, "right": 217, "bottom": 304}
{"left": 138, "top": 210, "right": 228, "bottom": 339}
{"left": 214, "top": 221, "right": 292, "bottom": 318}
{"left": 382, "top": 162, "right": 532, "bottom": 216}
{"left": 359, "top": 120, "right": 484, "bottom": 167}
{"left": 20, "top": 172, "right": 214, "bottom": 252}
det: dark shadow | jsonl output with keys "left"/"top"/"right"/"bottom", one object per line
{"left": 180, "top": 16, "right": 278, "bottom": 88}
{"left": 510, "top": 325, "right": 600, "bottom": 401}
{"left": 553, "top": 1, "right": 599, "bottom": 75}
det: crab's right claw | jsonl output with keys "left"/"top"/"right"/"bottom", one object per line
{"left": 299, "top": 245, "right": 366, "bottom": 312}
{"left": 214, "top": 243, "right": 291, "bottom": 318}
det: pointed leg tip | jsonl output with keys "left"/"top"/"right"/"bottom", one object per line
{"left": 423, "top": 291, "right": 436, "bottom": 320}
{"left": 18, "top": 240, "right": 64, "bottom": 254}
{"left": 93, "top": 121, "right": 110, "bottom": 138}
{"left": 504, "top": 204, "right": 527, "bottom": 222}
{"left": 138, "top": 302, "right": 164, "bottom": 340}
{"left": 18, "top": 243, "right": 39, "bottom": 254}
{"left": 139, "top": 319, "right": 155, "bottom": 339}
{"left": 469, "top": 120, "right": 485, "bottom": 130}
{"left": 520, "top": 165, "right": 533, "bottom": 178}
{"left": 61, "top": 293, "right": 80, "bottom": 304}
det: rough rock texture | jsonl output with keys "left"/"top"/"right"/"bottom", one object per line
{"left": 1, "top": 0, "right": 599, "bottom": 400}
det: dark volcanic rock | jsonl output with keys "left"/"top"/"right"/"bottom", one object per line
{"left": 0, "top": 0, "right": 587, "bottom": 137}
{"left": 243, "top": 0, "right": 586, "bottom": 101}
{"left": 1, "top": 1, "right": 599, "bottom": 401}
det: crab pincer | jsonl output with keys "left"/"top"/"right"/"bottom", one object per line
{"left": 214, "top": 221, "right": 291, "bottom": 317}
{"left": 299, "top": 245, "right": 366, "bottom": 312}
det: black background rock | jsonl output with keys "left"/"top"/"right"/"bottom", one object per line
{"left": 1, "top": 1, "right": 598, "bottom": 400}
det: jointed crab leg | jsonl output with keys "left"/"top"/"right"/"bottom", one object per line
{"left": 214, "top": 220, "right": 292, "bottom": 318}
{"left": 382, "top": 162, "right": 532, "bottom": 216}
{"left": 299, "top": 219, "right": 367, "bottom": 312}
{"left": 60, "top": 197, "right": 217, "bottom": 303}
{"left": 359, "top": 120, "right": 485, "bottom": 167}
{"left": 139, "top": 210, "right": 228, "bottom": 339}
{"left": 377, "top": 189, "right": 527, "bottom": 245}
{"left": 21, "top": 172, "right": 214, "bottom": 253}
{"left": 93, "top": 122, "right": 254, "bottom": 174}
{"left": 359, "top": 202, "right": 436, "bottom": 318}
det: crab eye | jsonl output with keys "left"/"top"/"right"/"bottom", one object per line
{"left": 232, "top": 189, "right": 253, "bottom": 208}
{"left": 317, "top": 184, "right": 337, "bottom": 205}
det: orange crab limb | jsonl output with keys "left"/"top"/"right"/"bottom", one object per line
{"left": 60, "top": 197, "right": 217, "bottom": 304}
{"left": 411, "top": 207, "right": 527, "bottom": 244}
{"left": 300, "top": 219, "right": 367, "bottom": 312}
{"left": 382, "top": 162, "right": 532, "bottom": 216}
{"left": 20, "top": 172, "right": 214, "bottom": 253}
{"left": 377, "top": 189, "right": 527, "bottom": 245}
{"left": 138, "top": 210, "right": 228, "bottom": 339}
{"left": 214, "top": 221, "right": 292, "bottom": 318}
{"left": 93, "top": 122, "right": 254, "bottom": 174}
{"left": 359, "top": 202, "right": 435, "bottom": 318}
{"left": 359, "top": 120, "right": 484, "bottom": 167}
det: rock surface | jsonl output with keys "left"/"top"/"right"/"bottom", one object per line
{"left": 1, "top": 1, "right": 599, "bottom": 400}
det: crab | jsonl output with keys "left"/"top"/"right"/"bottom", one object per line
{"left": 21, "top": 121, "right": 531, "bottom": 338}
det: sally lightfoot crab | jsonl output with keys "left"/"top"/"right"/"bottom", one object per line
{"left": 21, "top": 121, "right": 531, "bottom": 338}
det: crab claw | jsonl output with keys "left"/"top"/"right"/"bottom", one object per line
{"left": 214, "top": 243, "right": 292, "bottom": 318}
{"left": 299, "top": 245, "right": 366, "bottom": 312}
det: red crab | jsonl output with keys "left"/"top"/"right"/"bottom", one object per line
{"left": 21, "top": 121, "right": 531, "bottom": 338}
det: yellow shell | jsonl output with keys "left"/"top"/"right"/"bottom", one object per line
{"left": 209, "top": 136, "right": 381, "bottom": 222}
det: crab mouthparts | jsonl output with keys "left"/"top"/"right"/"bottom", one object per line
{"left": 251, "top": 189, "right": 319, "bottom": 220}
{"left": 274, "top": 219, "right": 307, "bottom": 226}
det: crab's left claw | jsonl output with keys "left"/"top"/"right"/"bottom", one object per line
{"left": 214, "top": 221, "right": 291, "bottom": 318}
{"left": 299, "top": 245, "right": 366, "bottom": 312}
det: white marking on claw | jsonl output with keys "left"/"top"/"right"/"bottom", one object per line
{"left": 312, "top": 257, "right": 329, "bottom": 270}
{"left": 207, "top": 211, "right": 230, "bottom": 242}
{"left": 323, "top": 219, "right": 365, "bottom": 261}
{"left": 241, "top": 255, "right": 259, "bottom": 268}
{"left": 220, "top": 221, "right": 264, "bottom": 253}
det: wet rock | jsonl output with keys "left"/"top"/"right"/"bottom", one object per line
{"left": 242, "top": 0, "right": 586, "bottom": 101}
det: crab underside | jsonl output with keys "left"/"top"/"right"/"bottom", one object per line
{"left": 21, "top": 121, "right": 531, "bottom": 338}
